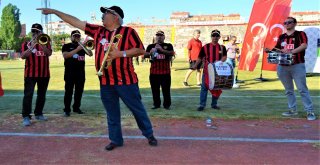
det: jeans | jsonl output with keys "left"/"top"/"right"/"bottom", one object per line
{"left": 199, "top": 75, "right": 218, "bottom": 108}
{"left": 100, "top": 83, "right": 154, "bottom": 145}
{"left": 277, "top": 63, "right": 313, "bottom": 112}
{"left": 22, "top": 77, "right": 50, "bottom": 118}
{"left": 226, "top": 58, "right": 236, "bottom": 68}
{"left": 64, "top": 79, "right": 85, "bottom": 112}
{"left": 149, "top": 74, "right": 171, "bottom": 108}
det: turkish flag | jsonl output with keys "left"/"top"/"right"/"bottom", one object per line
{"left": 238, "top": 0, "right": 292, "bottom": 71}
{"left": 0, "top": 72, "right": 4, "bottom": 97}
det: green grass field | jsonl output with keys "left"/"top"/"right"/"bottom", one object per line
{"left": 0, "top": 55, "right": 319, "bottom": 120}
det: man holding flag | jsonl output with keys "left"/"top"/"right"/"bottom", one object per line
{"left": 265, "top": 17, "right": 316, "bottom": 121}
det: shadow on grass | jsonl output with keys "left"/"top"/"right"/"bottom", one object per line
{"left": 1, "top": 87, "right": 319, "bottom": 120}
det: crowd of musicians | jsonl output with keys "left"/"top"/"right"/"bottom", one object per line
{"left": 19, "top": 5, "right": 316, "bottom": 151}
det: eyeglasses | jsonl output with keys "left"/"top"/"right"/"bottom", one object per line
{"left": 101, "top": 11, "right": 117, "bottom": 20}
{"left": 31, "top": 30, "right": 40, "bottom": 34}
{"left": 284, "top": 21, "right": 294, "bottom": 25}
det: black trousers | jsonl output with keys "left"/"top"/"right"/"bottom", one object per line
{"left": 22, "top": 77, "right": 50, "bottom": 118}
{"left": 64, "top": 79, "right": 85, "bottom": 112}
{"left": 149, "top": 74, "right": 171, "bottom": 108}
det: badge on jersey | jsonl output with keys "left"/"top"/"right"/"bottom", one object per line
{"left": 35, "top": 51, "right": 45, "bottom": 56}
{"left": 284, "top": 44, "right": 294, "bottom": 50}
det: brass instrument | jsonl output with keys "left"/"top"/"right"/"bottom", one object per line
{"left": 37, "top": 34, "right": 50, "bottom": 45}
{"left": 78, "top": 39, "right": 94, "bottom": 56}
{"left": 28, "top": 34, "right": 50, "bottom": 50}
{"left": 97, "top": 34, "right": 122, "bottom": 76}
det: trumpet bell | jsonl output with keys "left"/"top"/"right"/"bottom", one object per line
{"left": 85, "top": 40, "right": 94, "bottom": 50}
{"left": 37, "top": 34, "right": 50, "bottom": 45}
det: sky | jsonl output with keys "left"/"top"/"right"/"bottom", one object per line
{"left": 0, "top": 0, "right": 319, "bottom": 33}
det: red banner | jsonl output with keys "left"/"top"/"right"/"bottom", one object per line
{"left": 0, "top": 72, "right": 4, "bottom": 97}
{"left": 238, "top": 0, "right": 292, "bottom": 71}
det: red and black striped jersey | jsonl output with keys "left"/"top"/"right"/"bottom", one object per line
{"left": 146, "top": 43, "right": 174, "bottom": 75}
{"left": 21, "top": 41, "right": 51, "bottom": 78}
{"left": 85, "top": 23, "right": 144, "bottom": 85}
{"left": 198, "top": 43, "right": 227, "bottom": 72}
{"left": 275, "top": 31, "right": 308, "bottom": 64}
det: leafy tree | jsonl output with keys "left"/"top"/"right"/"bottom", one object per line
{"left": 0, "top": 3, "right": 21, "bottom": 51}
{"left": 51, "top": 33, "right": 69, "bottom": 52}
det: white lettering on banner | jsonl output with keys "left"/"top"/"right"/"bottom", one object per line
{"left": 285, "top": 44, "right": 294, "bottom": 50}
{"left": 35, "top": 51, "right": 45, "bottom": 56}
{"left": 214, "top": 62, "right": 232, "bottom": 76}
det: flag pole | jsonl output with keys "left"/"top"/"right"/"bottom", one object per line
{"left": 255, "top": 49, "right": 268, "bottom": 81}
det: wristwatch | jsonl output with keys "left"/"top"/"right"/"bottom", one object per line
{"left": 122, "top": 51, "right": 127, "bottom": 57}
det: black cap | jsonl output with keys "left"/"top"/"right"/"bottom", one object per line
{"left": 211, "top": 29, "right": 221, "bottom": 36}
{"left": 156, "top": 30, "right": 165, "bottom": 36}
{"left": 31, "top": 23, "right": 43, "bottom": 32}
{"left": 100, "top": 6, "right": 124, "bottom": 19}
{"left": 71, "top": 30, "right": 81, "bottom": 36}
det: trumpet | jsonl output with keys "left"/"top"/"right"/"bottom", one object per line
{"left": 28, "top": 34, "right": 50, "bottom": 50}
{"left": 97, "top": 34, "right": 122, "bottom": 76}
{"left": 37, "top": 34, "right": 50, "bottom": 45}
{"left": 78, "top": 39, "right": 94, "bottom": 56}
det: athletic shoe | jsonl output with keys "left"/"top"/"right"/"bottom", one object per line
{"left": 197, "top": 106, "right": 204, "bottom": 111}
{"left": 73, "top": 109, "right": 84, "bottom": 114}
{"left": 307, "top": 112, "right": 316, "bottom": 121}
{"left": 35, "top": 115, "right": 48, "bottom": 121}
{"left": 183, "top": 82, "right": 189, "bottom": 87}
{"left": 22, "top": 117, "right": 31, "bottom": 126}
{"left": 281, "top": 110, "right": 298, "bottom": 117}
{"left": 211, "top": 105, "right": 221, "bottom": 110}
{"left": 64, "top": 112, "right": 70, "bottom": 117}
{"left": 105, "top": 143, "right": 122, "bottom": 151}
{"left": 148, "top": 135, "right": 158, "bottom": 146}
{"left": 232, "top": 84, "right": 240, "bottom": 88}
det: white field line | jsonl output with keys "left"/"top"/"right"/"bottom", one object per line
{"left": 2, "top": 94, "right": 320, "bottom": 98}
{"left": 0, "top": 132, "right": 318, "bottom": 143}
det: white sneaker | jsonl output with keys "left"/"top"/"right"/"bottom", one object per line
{"left": 232, "top": 84, "right": 239, "bottom": 88}
{"left": 307, "top": 112, "right": 316, "bottom": 121}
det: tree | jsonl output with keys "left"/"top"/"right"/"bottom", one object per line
{"left": 51, "top": 33, "right": 69, "bottom": 52}
{"left": 0, "top": 3, "right": 21, "bottom": 51}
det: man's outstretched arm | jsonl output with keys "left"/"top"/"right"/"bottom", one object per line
{"left": 37, "top": 8, "right": 86, "bottom": 31}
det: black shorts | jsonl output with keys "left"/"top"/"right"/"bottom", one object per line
{"left": 189, "top": 60, "right": 203, "bottom": 70}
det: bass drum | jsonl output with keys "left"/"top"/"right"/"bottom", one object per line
{"left": 207, "top": 61, "right": 234, "bottom": 90}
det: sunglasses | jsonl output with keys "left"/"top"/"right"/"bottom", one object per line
{"left": 73, "top": 34, "right": 81, "bottom": 38}
{"left": 211, "top": 34, "right": 220, "bottom": 37}
{"left": 156, "top": 34, "right": 164, "bottom": 36}
{"left": 284, "top": 21, "right": 294, "bottom": 25}
{"left": 31, "top": 30, "right": 40, "bottom": 34}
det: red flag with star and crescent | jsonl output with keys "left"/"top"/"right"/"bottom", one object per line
{"left": 238, "top": 0, "right": 292, "bottom": 71}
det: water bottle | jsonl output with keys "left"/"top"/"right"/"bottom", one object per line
{"left": 206, "top": 117, "right": 212, "bottom": 128}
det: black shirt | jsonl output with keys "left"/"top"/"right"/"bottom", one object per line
{"left": 62, "top": 42, "right": 86, "bottom": 81}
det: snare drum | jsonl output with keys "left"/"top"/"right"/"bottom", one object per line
{"left": 207, "top": 61, "right": 234, "bottom": 90}
{"left": 267, "top": 52, "right": 293, "bottom": 65}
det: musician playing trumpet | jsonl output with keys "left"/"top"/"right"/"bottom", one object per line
{"left": 38, "top": 5, "right": 158, "bottom": 151}
{"left": 20, "top": 23, "right": 52, "bottom": 126}
{"left": 62, "top": 30, "right": 92, "bottom": 117}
